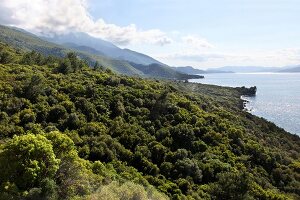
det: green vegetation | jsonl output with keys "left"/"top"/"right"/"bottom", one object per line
{"left": 0, "top": 25, "right": 201, "bottom": 80}
{"left": 130, "top": 62, "right": 204, "bottom": 80}
{"left": 0, "top": 42, "right": 299, "bottom": 200}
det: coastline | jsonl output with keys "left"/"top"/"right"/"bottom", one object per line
{"left": 240, "top": 95, "right": 252, "bottom": 112}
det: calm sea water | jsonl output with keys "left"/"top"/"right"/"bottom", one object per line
{"left": 190, "top": 73, "right": 300, "bottom": 135}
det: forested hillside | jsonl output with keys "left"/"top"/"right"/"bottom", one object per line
{"left": 0, "top": 25, "right": 201, "bottom": 80}
{"left": 43, "top": 32, "right": 164, "bottom": 66}
{"left": 0, "top": 42, "right": 299, "bottom": 200}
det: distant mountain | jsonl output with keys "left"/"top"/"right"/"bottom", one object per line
{"left": 211, "top": 66, "right": 281, "bottom": 73}
{"left": 210, "top": 65, "right": 300, "bottom": 73}
{"left": 0, "top": 25, "right": 144, "bottom": 75}
{"left": 0, "top": 25, "right": 65, "bottom": 57}
{"left": 44, "top": 32, "right": 163, "bottom": 65}
{"left": 0, "top": 25, "right": 200, "bottom": 80}
{"left": 279, "top": 65, "right": 300, "bottom": 73}
{"left": 205, "top": 69, "right": 233, "bottom": 74}
{"left": 172, "top": 66, "right": 206, "bottom": 74}
{"left": 131, "top": 63, "right": 203, "bottom": 80}
{"left": 172, "top": 66, "right": 233, "bottom": 74}
{"left": 63, "top": 42, "right": 106, "bottom": 56}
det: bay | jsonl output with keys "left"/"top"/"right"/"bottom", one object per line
{"left": 190, "top": 73, "right": 300, "bottom": 135}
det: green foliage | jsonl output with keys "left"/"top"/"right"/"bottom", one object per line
{"left": 0, "top": 44, "right": 299, "bottom": 200}
{"left": 209, "top": 171, "right": 251, "bottom": 200}
{"left": 0, "top": 48, "right": 13, "bottom": 64}
{"left": 86, "top": 181, "right": 168, "bottom": 200}
{"left": 56, "top": 52, "right": 87, "bottom": 74}
{"left": 0, "top": 25, "right": 197, "bottom": 79}
{"left": 0, "top": 134, "right": 59, "bottom": 191}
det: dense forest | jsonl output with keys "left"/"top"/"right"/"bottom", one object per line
{"left": 0, "top": 42, "right": 299, "bottom": 200}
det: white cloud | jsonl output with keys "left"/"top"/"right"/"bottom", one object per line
{"left": 182, "top": 35, "right": 214, "bottom": 49}
{"left": 3, "top": 0, "right": 297, "bottom": 68}
{"left": 0, "top": 0, "right": 172, "bottom": 46}
{"left": 160, "top": 52, "right": 224, "bottom": 62}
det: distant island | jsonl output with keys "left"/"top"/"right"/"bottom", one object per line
{"left": 172, "top": 66, "right": 233, "bottom": 75}
{"left": 279, "top": 66, "right": 300, "bottom": 73}
{"left": 173, "top": 65, "right": 300, "bottom": 75}
{"left": 206, "top": 65, "right": 300, "bottom": 73}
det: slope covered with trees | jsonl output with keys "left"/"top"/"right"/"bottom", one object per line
{"left": 44, "top": 32, "right": 164, "bottom": 66}
{"left": 0, "top": 43, "right": 299, "bottom": 200}
{"left": 0, "top": 25, "right": 202, "bottom": 80}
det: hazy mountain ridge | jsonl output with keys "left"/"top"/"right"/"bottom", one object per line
{"left": 131, "top": 63, "right": 204, "bottom": 79}
{"left": 173, "top": 66, "right": 233, "bottom": 74}
{"left": 0, "top": 25, "right": 200, "bottom": 79}
{"left": 210, "top": 66, "right": 299, "bottom": 73}
{"left": 63, "top": 42, "right": 106, "bottom": 56}
{"left": 44, "top": 32, "right": 163, "bottom": 65}
{"left": 173, "top": 65, "right": 300, "bottom": 74}
{"left": 172, "top": 66, "right": 206, "bottom": 74}
{"left": 0, "top": 25, "right": 144, "bottom": 75}
{"left": 279, "top": 65, "right": 300, "bottom": 73}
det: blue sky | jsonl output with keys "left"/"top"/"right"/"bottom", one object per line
{"left": 88, "top": 0, "right": 300, "bottom": 68}
{"left": 1, "top": 0, "right": 300, "bottom": 68}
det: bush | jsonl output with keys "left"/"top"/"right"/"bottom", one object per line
{"left": 0, "top": 134, "right": 59, "bottom": 191}
{"left": 87, "top": 181, "right": 168, "bottom": 200}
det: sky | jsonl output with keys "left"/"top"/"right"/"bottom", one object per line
{"left": 0, "top": 0, "right": 300, "bottom": 69}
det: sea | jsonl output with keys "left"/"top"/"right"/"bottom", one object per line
{"left": 190, "top": 73, "right": 300, "bottom": 135}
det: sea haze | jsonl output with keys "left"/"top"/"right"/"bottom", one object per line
{"left": 190, "top": 73, "right": 300, "bottom": 135}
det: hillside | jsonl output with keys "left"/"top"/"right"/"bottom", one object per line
{"left": 0, "top": 42, "right": 299, "bottom": 199}
{"left": 131, "top": 63, "right": 204, "bottom": 79}
{"left": 210, "top": 66, "right": 282, "bottom": 73}
{"left": 172, "top": 66, "right": 206, "bottom": 75}
{"left": 0, "top": 25, "right": 142, "bottom": 75}
{"left": 44, "top": 32, "right": 163, "bottom": 65}
{"left": 0, "top": 25, "right": 199, "bottom": 79}
{"left": 45, "top": 32, "right": 200, "bottom": 79}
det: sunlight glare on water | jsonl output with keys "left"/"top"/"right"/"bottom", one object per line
{"left": 190, "top": 73, "right": 300, "bottom": 135}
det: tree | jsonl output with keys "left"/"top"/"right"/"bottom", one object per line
{"left": 48, "top": 105, "right": 67, "bottom": 123}
{"left": 111, "top": 98, "right": 125, "bottom": 118}
{"left": 174, "top": 158, "right": 203, "bottom": 183}
{"left": 210, "top": 171, "right": 251, "bottom": 200}
{"left": 57, "top": 58, "right": 72, "bottom": 74}
{"left": 93, "top": 61, "right": 100, "bottom": 70}
{"left": 22, "top": 75, "right": 45, "bottom": 101}
{"left": 66, "top": 52, "right": 85, "bottom": 71}
{"left": 19, "top": 51, "right": 45, "bottom": 65}
{"left": 0, "top": 50, "right": 13, "bottom": 64}
{"left": 171, "top": 124, "right": 195, "bottom": 149}
{"left": 44, "top": 131, "right": 76, "bottom": 159}
{"left": 0, "top": 134, "right": 60, "bottom": 191}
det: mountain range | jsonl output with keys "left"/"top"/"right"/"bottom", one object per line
{"left": 172, "top": 66, "right": 233, "bottom": 74}
{"left": 1, "top": 24, "right": 299, "bottom": 78}
{"left": 279, "top": 65, "right": 300, "bottom": 73}
{"left": 43, "top": 32, "right": 163, "bottom": 66}
{"left": 175, "top": 65, "right": 300, "bottom": 75}
{"left": 0, "top": 25, "right": 202, "bottom": 80}
{"left": 208, "top": 66, "right": 300, "bottom": 73}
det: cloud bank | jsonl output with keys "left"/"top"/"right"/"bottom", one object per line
{"left": 4, "top": 0, "right": 296, "bottom": 68}
{"left": 182, "top": 35, "right": 214, "bottom": 49}
{"left": 0, "top": 0, "right": 172, "bottom": 46}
